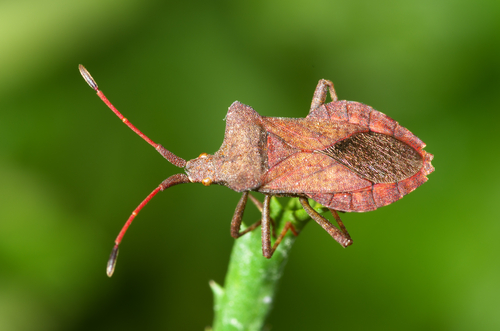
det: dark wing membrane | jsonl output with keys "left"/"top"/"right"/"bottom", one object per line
{"left": 320, "top": 131, "right": 423, "bottom": 183}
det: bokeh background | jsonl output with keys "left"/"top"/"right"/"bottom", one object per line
{"left": 1, "top": 0, "right": 499, "bottom": 330}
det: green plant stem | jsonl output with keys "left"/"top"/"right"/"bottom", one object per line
{"left": 209, "top": 197, "right": 325, "bottom": 331}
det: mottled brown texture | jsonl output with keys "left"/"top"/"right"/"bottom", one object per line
{"left": 261, "top": 152, "right": 371, "bottom": 194}
{"left": 262, "top": 117, "right": 362, "bottom": 150}
{"left": 266, "top": 134, "right": 296, "bottom": 168}
{"left": 185, "top": 102, "right": 268, "bottom": 192}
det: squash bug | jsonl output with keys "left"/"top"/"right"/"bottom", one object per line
{"left": 79, "top": 65, "right": 434, "bottom": 276}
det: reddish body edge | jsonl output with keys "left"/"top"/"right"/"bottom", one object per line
{"left": 302, "top": 100, "right": 433, "bottom": 212}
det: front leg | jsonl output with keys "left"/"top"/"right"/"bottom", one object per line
{"left": 261, "top": 195, "right": 299, "bottom": 259}
{"left": 261, "top": 195, "right": 272, "bottom": 257}
{"left": 309, "top": 79, "right": 338, "bottom": 113}
{"left": 231, "top": 192, "right": 254, "bottom": 238}
{"left": 231, "top": 193, "right": 299, "bottom": 259}
{"left": 231, "top": 192, "right": 278, "bottom": 239}
{"left": 230, "top": 193, "right": 274, "bottom": 257}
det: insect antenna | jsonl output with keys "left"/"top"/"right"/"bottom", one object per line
{"left": 78, "top": 64, "right": 186, "bottom": 168}
{"left": 79, "top": 65, "right": 191, "bottom": 276}
{"left": 106, "top": 174, "right": 190, "bottom": 277}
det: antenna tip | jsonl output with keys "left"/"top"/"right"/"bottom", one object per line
{"left": 79, "top": 64, "right": 98, "bottom": 90}
{"left": 106, "top": 245, "right": 119, "bottom": 277}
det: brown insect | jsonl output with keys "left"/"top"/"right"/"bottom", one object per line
{"left": 79, "top": 65, "right": 434, "bottom": 277}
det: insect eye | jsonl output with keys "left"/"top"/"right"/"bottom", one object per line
{"left": 198, "top": 152, "right": 208, "bottom": 158}
{"left": 202, "top": 177, "right": 212, "bottom": 186}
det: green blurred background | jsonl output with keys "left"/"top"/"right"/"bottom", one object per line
{"left": 1, "top": 0, "right": 499, "bottom": 330}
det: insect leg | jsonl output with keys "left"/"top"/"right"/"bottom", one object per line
{"left": 260, "top": 195, "right": 299, "bottom": 258}
{"left": 329, "top": 209, "right": 352, "bottom": 243}
{"left": 248, "top": 193, "right": 263, "bottom": 211}
{"left": 299, "top": 197, "right": 352, "bottom": 248}
{"left": 231, "top": 193, "right": 279, "bottom": 239}
{"left": 230, "top": 192, "right": 265, "bottom": 238}
{"left": 231, "top": 194, "right": 297, "bottom": 258}
{"left": 309, "top": 79, "right": 338, "bottom": 112}
{"left": 261, "top": 195, "right": 273, "bottom": 258}
{"left": 267, "top": 222, "right": 299, "bottom": 257}
{"left": 248, "top": 194, "right": 277, "bottom": 238}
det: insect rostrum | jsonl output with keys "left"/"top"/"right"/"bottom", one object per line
{"left": 79, "top": 65, "right": 434, "bottom": 276}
